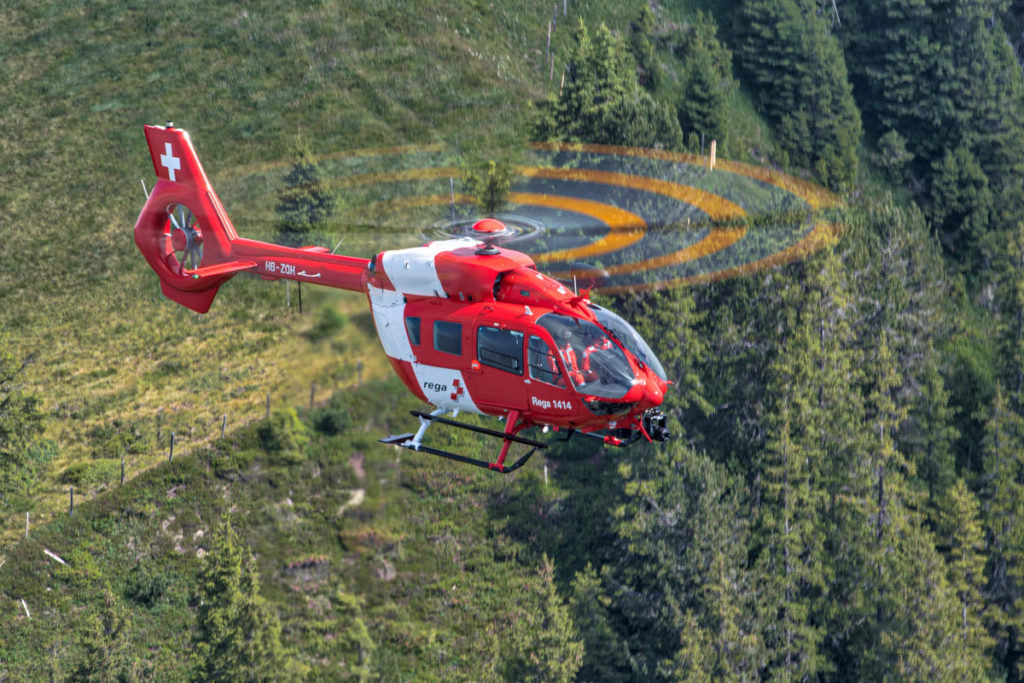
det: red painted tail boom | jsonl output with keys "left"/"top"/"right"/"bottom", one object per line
{"left": 135, "top": 124, "right": 368, "bottom": 313}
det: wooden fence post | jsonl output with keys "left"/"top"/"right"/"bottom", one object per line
{"left": 69, "top": 486, "right": 74, "bottom": 515}
{"left": 169, "top": 432, "right": 175, "bottom": 461}
{"left": 221, "top": 414, "right": 227, "bottom": 438}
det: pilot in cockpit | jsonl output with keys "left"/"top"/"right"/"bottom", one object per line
{"left": 582, "top": 327, "right": 614, "bottom": 383}
{"left": 558, "top": 329, "right": 585, "bottom": 387}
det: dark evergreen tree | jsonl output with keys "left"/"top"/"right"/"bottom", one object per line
{"left": 929, "top": 144, "right": 993, "bottom": 260}
{"left": 843, "top": 198, "right": 957, "bottom": 515}
{"left": 833, "top": 336, "right": 987, "bottom": 678}
{"left": 275, "top": 145, "right": 336, "bottom": 247}
{"left": 675, "top": 11, "right": 735, "bottom": 152}
{"left": 568, "top": 563, "right": 629, "bottom": 682}
{"left": 875, "top": 129, "right": 915, "bottom": 184}
{"left": 532, "top": 20, "right": 682, "bottom": 149}
{"left": 462, "top": 159, "right": 510, "bottom": 215}
{"left": 607, "top": 443, "right": 761, "bottom": 680}
{"left": 759, "top": 249, "right": 860, "bottom": 678}
{"left": 979, "top": 385, "right": 1024, "bottom": 676}
{"left": 628, "top": 5, "right": 660, "bottom": 91}
{"left": 841, "top": 0, "right": 1024, "bottom": 256}
{"left": 500, "top": 554, "right": 583, "bottom": 682}
{"left": 753, "top": 277, "right": 837, "bottom": 680}
{"left": 936, "top": 478, "right": 997, "bottom": 672}
{"left": 993, "top": 222, "right": 1024, "bottom": 402}
{"left": 193, "top": 519, "right": 302, "bottom": 682}
{"left": 732, "top": 0, "right": 861, "bottom": 187}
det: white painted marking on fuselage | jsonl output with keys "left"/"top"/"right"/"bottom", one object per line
{"left": 412, "top": 364, "right": 481, "bottom": 414}
{"left": 366, "top": 284, "right": 414, "bottom": 362}
{"left": 380, "top": 238, "right": 475, "bottom": 298}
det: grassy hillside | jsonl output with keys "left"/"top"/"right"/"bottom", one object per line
{"left": 0, "top": 377, "right": 618, "bottom": 679}
{"left": 0, "top": 0, "right": 698, "bottom": 542}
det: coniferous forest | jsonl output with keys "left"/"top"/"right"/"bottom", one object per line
{"left": 5, "top": 0, "right": 1024, "bottom": 679}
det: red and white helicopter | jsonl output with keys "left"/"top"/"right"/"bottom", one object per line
{"left": 134, "top": 124, "right": 670, "bottom": 473}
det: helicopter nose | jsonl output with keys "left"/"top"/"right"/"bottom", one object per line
{"left": 638, "top": 368, "right": 667, "bottom": 410}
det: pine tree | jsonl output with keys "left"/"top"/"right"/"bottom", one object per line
{"left": 275, "top": 144, "right": 336, "bottom": 247}
{"left": 500, "top": 554, "right": 583, "bottom": 682}
{"left": 628, "top": 5, "right": 659, "bottom": 91}
{"left": 936, "top": 478, "right": 997, "bottom": 671}
{"left": 533, "top": 20, "right": 682, "bottom": 149}
{"left": 929, "top": 144, "right": 993, "bottom": 260}
{"left": 462, "top": 159, "right": 510, "bottom": 215}
{"left": 843, "top": 199, "right": 957, "bottom": 517}
{"left": 676, "top": 11, "right": 734, "bottom": 151}
{"left": 842, "top": 0, "right": 1024, "bottom": 257}
{"left": 608, "top": 443, "right": 761, "bottom": 679}
{"left": 837, "top": 336, "right": 987, "bottom": 678}
{"left": 732, "top": 0, "right": 861, "bottom": 187}
{"left": 979, "top": 385, "right": 1024, "bottom": 676}
{"left": 193, "top": 519, "right": 302, "bottom": 682}
{"left": 751, "top": 248, "right": 860, "bottom": 680}
{"left": 569, "top": 563, "right": 629, "bottom": 682}
{"left": 755, "top": 357, "right": 830, "bottom": 679}
{"left": 994, "top": 222, "right": 1024, "bottom": 403}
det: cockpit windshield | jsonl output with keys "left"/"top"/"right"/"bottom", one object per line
{"left": 590, "top": 304, "right": 668, "bottom": 381}
{"left": 536, "top": 313, "right": 635, "bottom": 399}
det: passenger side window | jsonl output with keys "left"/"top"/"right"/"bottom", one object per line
{"left": 434, "top": 320, "right": 462, "bottom": 355}
{"left": 478, "top": 326, "right": 524, "bottom": 374}
{"left": 528, "top": 336, "right": 563, "bottom": 386}
{"left": 405, "top": 316, "right": 421, "bottom": 346}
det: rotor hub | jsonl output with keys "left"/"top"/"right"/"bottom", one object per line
{"left": 471, "top": 218, "right": 508, "bottom": 235}
{"left": 170, "top": 224, "right": 202, "bottom": 251}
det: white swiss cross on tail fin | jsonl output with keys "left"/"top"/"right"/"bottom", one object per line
{"left": 143, "top": 123, "right": 212, "bottom": 190}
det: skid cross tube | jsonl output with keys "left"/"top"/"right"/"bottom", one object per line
{"left": 409, "top": 411, "right": 547, "bottom": 448}
{"left": 379, "top": 410, "right": 546, "bottom": 474}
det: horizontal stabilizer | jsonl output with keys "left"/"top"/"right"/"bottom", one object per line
{"left": 187, "top": 260, "right": 256, "bottom": 278}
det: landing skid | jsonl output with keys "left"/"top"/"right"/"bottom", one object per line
{"left": 380, "top": 409, "right": 546, "bottom": 474}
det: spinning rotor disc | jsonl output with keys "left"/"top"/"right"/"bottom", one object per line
{"left": 217, "top": 142, "right": 844, "bottom": 293}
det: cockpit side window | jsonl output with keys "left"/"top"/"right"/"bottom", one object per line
{"left": 528, "top": 336, "right": 563, "bottom": 386}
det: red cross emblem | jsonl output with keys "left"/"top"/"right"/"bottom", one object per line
{"left": 450, "top": 378, "right": 465, "bottom": 401}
